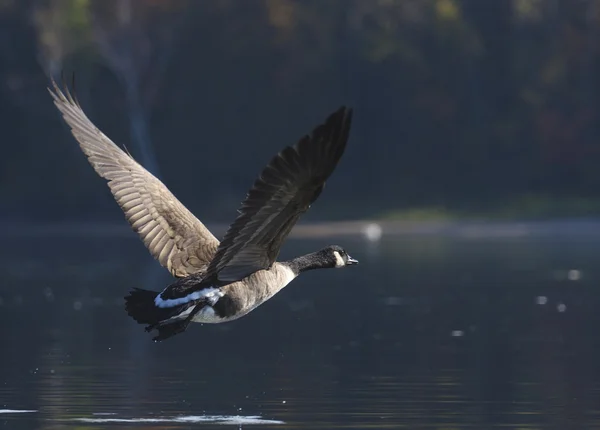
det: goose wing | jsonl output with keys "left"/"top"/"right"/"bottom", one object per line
{"left": 207, "top": 106, "right": 353, "bottom": 283}
{"left": 49, "top": 79, "right": 219, "bottom": 277}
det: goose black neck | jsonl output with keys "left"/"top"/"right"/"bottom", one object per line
{"left": 287, "top": 252, "right": 331, "bottom": 274}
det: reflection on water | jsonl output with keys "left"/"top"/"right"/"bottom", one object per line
{"left": 71, "top": 415, "right": 284, "bottom": 424}
{"left": 2, "top": 229, "right": 600, "bottom": 428}
{"left": 0, "top": 410, "right": 36, "bottom": 414}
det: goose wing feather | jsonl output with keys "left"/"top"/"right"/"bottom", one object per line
{"left": 207, "top": 106, "right": 353, "bottom": 283}
{"left": 49, "top": 79, "right": 219, "bottom": 277}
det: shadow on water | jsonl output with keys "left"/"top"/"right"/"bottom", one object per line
{"left": 2, "top": 222, "right": 600, "bottom": 428}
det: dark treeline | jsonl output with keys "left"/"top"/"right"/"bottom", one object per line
{"left": 2, "top": 0, "right": 600, "bottom": 222}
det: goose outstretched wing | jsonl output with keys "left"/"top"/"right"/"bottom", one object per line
{"left": 49, "top": 79, "right": 219, "bottom": 277}
{"left": 207, "top": 106, "right": 353, "bottom": 283}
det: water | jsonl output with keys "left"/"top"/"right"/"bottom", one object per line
{"left": 2, "top": 229, "right": 600, "bottom": 428}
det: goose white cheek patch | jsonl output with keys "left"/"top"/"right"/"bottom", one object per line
{"left": 333, "top": 251, "right": 345, "bottom": 268}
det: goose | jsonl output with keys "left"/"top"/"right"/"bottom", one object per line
{"left": 49, "top": 78, "right": 357, "bottom": 341}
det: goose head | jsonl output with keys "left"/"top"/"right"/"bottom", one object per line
{"left": 318, "top": 245, "right": 359, "bottom": 268}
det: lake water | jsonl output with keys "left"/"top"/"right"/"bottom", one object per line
{"left": 2, "top": 226, "right": 600, "bottom": 429}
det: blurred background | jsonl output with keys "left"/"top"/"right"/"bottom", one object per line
{"left": 3, "top": 0, "right": 600, "bottom": 223}
{"left": 3, "top": 1, "right": 600, "bottom": 429}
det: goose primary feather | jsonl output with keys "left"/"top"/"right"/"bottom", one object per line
{"left": 49, "top": 77, "right": 357, "bottom": 341}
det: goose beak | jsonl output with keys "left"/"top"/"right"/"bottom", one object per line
{"left": 346, "top": 256, "right": 359, "bottom": 266}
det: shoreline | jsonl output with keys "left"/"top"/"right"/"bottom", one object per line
{"left": 3, "top": 219, "right": 600, "bottom": 239}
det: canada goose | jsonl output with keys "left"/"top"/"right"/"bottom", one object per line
{"left": 49, "top": 78, "right": 357, "bottom": 341}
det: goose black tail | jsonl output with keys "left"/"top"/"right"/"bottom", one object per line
{"left": 124, "top": 288, "right": 194, "bottom": 341}
{"left": 124, "top": 288, "right": 163, "bottom": 325}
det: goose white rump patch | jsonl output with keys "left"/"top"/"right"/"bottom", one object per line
{"left": 154, "top": 287, "right": 223, "bottom": 308}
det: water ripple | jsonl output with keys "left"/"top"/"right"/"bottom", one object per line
{"left": 0, "top": 409, "right": 37, "bottom": 414}
{"left": 70, "top": 414, "right": 284, "bottom": 425}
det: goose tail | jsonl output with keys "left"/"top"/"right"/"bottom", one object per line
{"left": 124, "top": 288, "right": 192, "bottom": 341}
{"left": 124, "top": 288, "right": 162, "bottom": 324}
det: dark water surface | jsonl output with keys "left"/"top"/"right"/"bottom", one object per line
{"left": 2, "top": 231, "right": 600, "bottom": 429}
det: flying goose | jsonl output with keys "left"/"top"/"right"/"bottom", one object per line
{"left": 49, "top": 78, "right": 357, "bottom": 341}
